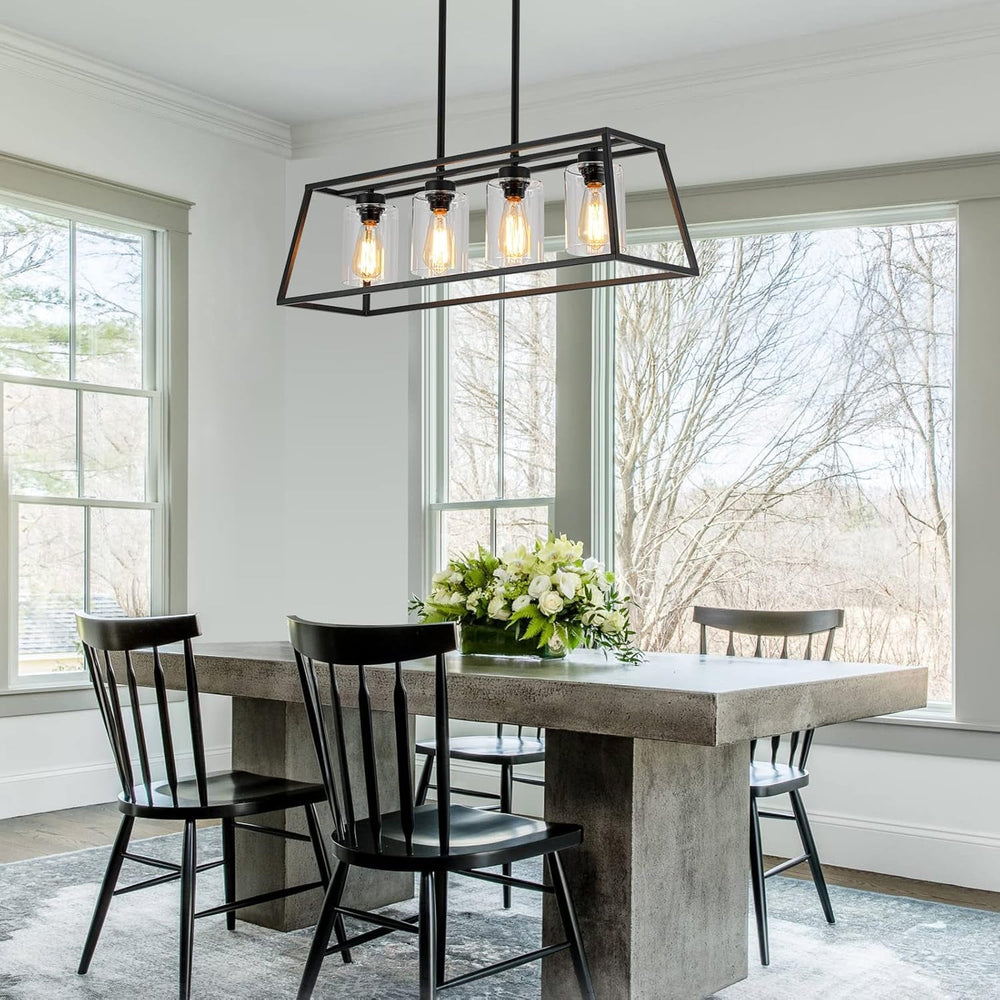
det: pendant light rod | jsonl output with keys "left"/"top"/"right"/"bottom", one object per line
{"left": 511, "top": 0, "right": 520, "bottom": 150}
{"left": 436, "top": 0, "right": 448, "bottom": 166}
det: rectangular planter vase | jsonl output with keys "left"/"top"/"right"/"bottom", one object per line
{"left": 460, "top": 622, "right": 566, "bottom": 659}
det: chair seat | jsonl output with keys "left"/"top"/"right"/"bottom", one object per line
{"left": 332, "top": 803, "right": 581, "bottom": 872}
{"left": 119, "top": 769, "right": 326, "bottom": 819}
{"left": 416, "top": 735, "right": 546, "bottom": 765}
{"left": 750, "top": 761, "right": 810, "bottom": 798}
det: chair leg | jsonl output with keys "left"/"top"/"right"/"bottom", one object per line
{"left": 416, "top": 753, "right": 435, "bottom": 806}
{"left": 78, "top": 814, "right": 134, "bottom": 974}
{"left": 547, "top": 852, "right": 595, "bottom": 1000}
{"left": 419, "top": 872, "right": 438, "bottom": 1000}
{"left": 749, "top": 797, "right": 769, "bottom": 966}
{"left": 179, "top": 819, "right": 198, "bottom": 1000}
{"left": 298, "top": 862, "right": 351, "bottom": 1000}
{"left": 221, "top": 817, "right": 236, "bottom": 931}
{"left": 500, "top": 762, "right": 513, "bottom": 909}
{"left": 789, "top": 789, "right": 835, "bottom": 925}
{"left": 302, "top": 802, "right": 351, "bottom": 962}
{"left": 304, "top": 803, "right": 331, "bottom": 887}
{"left": 435, "top": 871, "right": 448, "bottom": 983}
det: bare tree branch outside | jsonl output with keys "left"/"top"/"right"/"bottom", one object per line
{"left": 614, "top": 223, "right": 954, "bottom": 701}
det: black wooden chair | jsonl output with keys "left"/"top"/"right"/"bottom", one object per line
{"left": 415, "top": 724, "right": 545, "bottom": 907}
{"left": 693, "top": 606, "right": 844, "bottom": 967}
{"left": 76, "top": 613, "right": 332, "bottom": 1000}
{"left": 288, "top": 617, "right": 594, "bottom": 1000}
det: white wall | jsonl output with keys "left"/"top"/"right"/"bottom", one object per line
{"left": 0, "top": 55, "right": 289, "bottom": 816}
{"left": 282, "top": 7, "right": 1000, "bottom": 892}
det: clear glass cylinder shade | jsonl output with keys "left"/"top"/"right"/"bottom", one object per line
{"left": 411, "top": 190, "right": 469, "bottom": 278}
{"left": 342, "top": 202, "right": 398, "bottom": 287}
{"left": 564, "top": 160, "right": 625, "bottom": 256}
{"left": 485, "top": 177, "right": 544, "bottom": 267}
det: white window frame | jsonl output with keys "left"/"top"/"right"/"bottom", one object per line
{"left": 423, "top": 243, "right": 561, "bottom": 582}
{"left": 591, "top": 204, "right": 958, "bottom": 718}
{"left": 1, "top": 197, "right": 169, "bottom": 691}
{"left": 0, "top": 152, "right": 189, "bottom": 709}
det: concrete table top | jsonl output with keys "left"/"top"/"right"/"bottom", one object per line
{"left": 151, "top": 641, "right": 928, "bottom": 746}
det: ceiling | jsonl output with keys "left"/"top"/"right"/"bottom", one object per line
{"left": 0, "top": 0, "right": 976, "bottom": 124}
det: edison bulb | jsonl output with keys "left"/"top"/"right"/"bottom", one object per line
{"left": 351, "top": 220, "right": 384, "bottom": 284}
{"left": 498, "top": 196, "right": 531, "bottom": 263}
{"left": 422, "top": 209, "right": 456, "bottom": 276}
{"left": 578, "top": 182, "right": 610, "bottom": 253}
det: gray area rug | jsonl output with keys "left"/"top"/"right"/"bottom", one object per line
{"left": 0, "top": 828, "right": 997, "bottom": 999}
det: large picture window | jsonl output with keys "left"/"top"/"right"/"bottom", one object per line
{"left": 1, "top": 195, "right": 167, "bottom": 684}
{"left": 612, "top": 213, "right": 955, "bottom": 703}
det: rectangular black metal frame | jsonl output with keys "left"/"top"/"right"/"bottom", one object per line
{"left": 276, "top": 126, "right": 699, "bottom": 317}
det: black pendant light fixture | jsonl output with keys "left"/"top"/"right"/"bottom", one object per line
{"left": 277, "top": 0, "right": 699, "bottom": 318}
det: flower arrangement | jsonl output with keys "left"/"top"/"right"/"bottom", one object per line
{"left": 409, "top": 534, "right": 642, "bottom": 664}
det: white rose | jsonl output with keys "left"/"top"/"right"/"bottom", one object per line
{"left": 488, "top": 595, "right": 511, "bottom": 621}
{"left": 554, "top": 570, "right": 582, "bottom": 599}
{"left": 512, "top": 594, "right": 532, "bottom": 612}
{"left": 602, "top": 610, "right": 626, "bottom": 634}
{"left": 528, "top": 575, "right": 552, "bottom": 598}
{"left": 538, "top": 591, "right": 564, "bottom": 616}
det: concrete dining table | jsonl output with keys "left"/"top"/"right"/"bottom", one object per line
{"left": 134, "top": 643, "right": 926, "bottom": 1000}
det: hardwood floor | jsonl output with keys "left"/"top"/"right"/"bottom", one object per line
{"left": 1, "top": 803, "right": 996, "bottom": 915}
{"left": 0, "top": 802, "right": 215, "bottom": 864}
{"left": 762, "top": 854, "right": 1000, "bottom": 914}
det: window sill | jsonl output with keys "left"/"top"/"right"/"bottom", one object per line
{"left": 0, "top": 681, "right": 183, "bottom": 718}
{"left": 817, "top": 710, "right": 1000, "bottom": 761}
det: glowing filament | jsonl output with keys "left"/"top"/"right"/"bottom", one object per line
{"left": 351, "top": 220, "right": 384, "bottom": 283}
{"left": 498, "top": 195, "right": 531, "bottom": 263}
{"left": 578, "top": 181, "right": 610, "bottom": 253}
{"left": 422, "top": 209, "right": 456, "bottom": 275}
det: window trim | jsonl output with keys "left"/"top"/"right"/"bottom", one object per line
{"left": 0, "top": 152, "right": 190, "bottom": 709}
{"left": 606, "top": 154, "right": 1000, "bottom": 741}
{"left": 594, "top": 205, "right": 958, "bottom": 718}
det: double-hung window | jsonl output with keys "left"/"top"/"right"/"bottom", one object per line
{"left": 425, "top": 262, "right": 557, "bottom": 572}
{"left": 1, "top": 189, "right": 169, "bottom": 689}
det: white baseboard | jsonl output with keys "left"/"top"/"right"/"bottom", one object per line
{"left": 445, "top": 761, "right": 1000, "bottom": 893}
{"left": 760, "top": 807, "right": 1000, "bottom": 893}
{"left": 0, "top": 747, "right": 233, "bottom": 820}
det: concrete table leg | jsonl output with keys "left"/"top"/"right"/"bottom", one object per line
{"left": 542, "top": 730, "right": 748, "bottom": 1000}
{"left": 230, "top": 696, "right": 414, "bottom": 932}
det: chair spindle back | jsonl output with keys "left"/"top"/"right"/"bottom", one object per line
{"left": 288, "top": 618, "right": 457, "bottom": 856}
{"left": 693, "top": 606, "right": 844, "bottom": 769}
{"left": 76, "top": 613, "right": 206, "bottom": 808}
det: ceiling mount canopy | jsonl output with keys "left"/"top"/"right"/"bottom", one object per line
{"left": 277, "top": 0, "right": 699, "bottom": 318}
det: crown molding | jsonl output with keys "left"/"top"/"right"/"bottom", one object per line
{"left": 0, "top": 25, "right": 292, "bottom": 157}
{"left": 291, "top": 2, "right": 1000, "bottom": 159}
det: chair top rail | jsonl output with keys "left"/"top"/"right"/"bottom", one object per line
{"left": 693, "top": 607, "right": 844, "bottom": 638}
{"left": 76, "top": 612, "right": 201, "bottom": 651}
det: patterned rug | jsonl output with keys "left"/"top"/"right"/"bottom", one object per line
{"left": 0, "top": 828, "right": 996, "bottom": 999}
